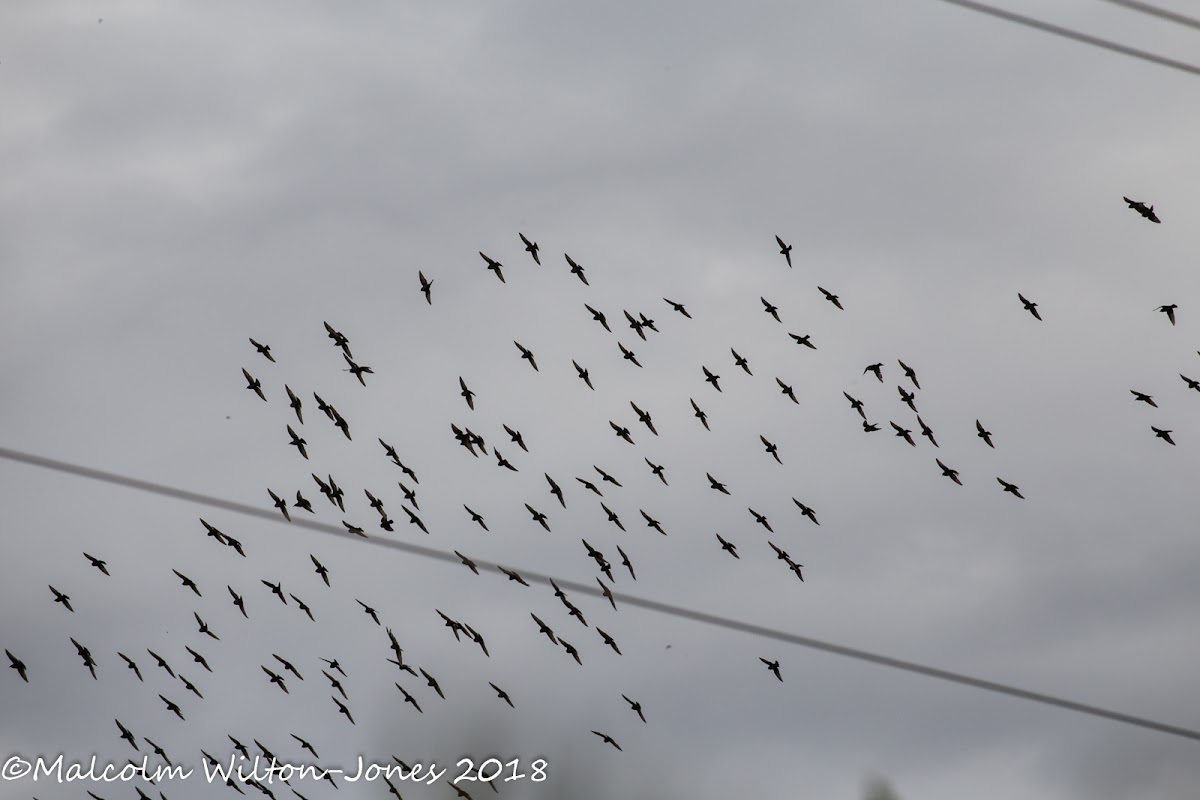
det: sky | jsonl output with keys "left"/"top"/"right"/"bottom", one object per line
{"left": 2, "top": 1, "right": 1200, "bottom": 798}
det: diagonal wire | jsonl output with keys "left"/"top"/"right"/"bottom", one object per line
{"left": 933, "top": 0, "right": 1200, "bottom": 76}
{"left": 1099, "top": 0, "right": 1200, "bottom": 31}
{"left": 3, "top": 444, "right": 1199, "bottom": 743}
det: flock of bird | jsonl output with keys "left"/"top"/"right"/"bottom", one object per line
{"left": 7, "top": 196, "right": 1195, "bottom": 800}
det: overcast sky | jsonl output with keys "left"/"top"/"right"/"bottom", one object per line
{"left": 3, "top": 1, "right": 1200, "bottom": 799}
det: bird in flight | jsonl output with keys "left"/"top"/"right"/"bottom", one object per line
{"left": 760, "top": 435, "right": 781, "bottom": 463}
{"left": 343, "top": 353, "right": 374, "bottom": 385}
{"left": 1181, "top": 374, "right": 1200, "bottom": 392}
{"left": 776, "top": 378, "right": 798, "bottom": 404}
{"left": 573, "top": 360, "right": 595, "bottom": 390}
{"left": 6, "top": 650, "right": 28, "bottom": 682}
{"left": 691, "top": 398, "right": 710, "bottom": 430}
{"left": 789, "top": 332, "right": 816, "bottom": 350}
{"left": 565, "top": 253, "right": 589, "bottom": 285}
{"left": 459, "top": 377, "right": 476, "bottom": 410}
{"left": 1130, "top": 390, "right": 1157, "bottom": 408}
{"left": 584, "top": 304, "right": 611, "bottom": 332}
{"left": 83, "top": 552, "right": 110, "bottom": 575}
{"left": 706, "top": 473, "right": 731, "bottom": 495}
{"left": 618, "top": 342, "right": 642, "bottom": 368}
{"left": 49, "top": 585, "right": 73, "bottom": 612}
{"left": 890, "top": 421, "right": 915, "bottom": 447}
{"left": 974, "top": 419, "right": 993, "bottom": 450}
{"left": 997, "top": 477, "right": 1025, "bottom": 499}
{"left": 591, "top": 730, "right": 622, "bottom": 751}
{"left": 864, "top": 362, "right": 884, "bottom": 382}
{"left": 1156, "top": 304, "right": 1178, "bottom": 326}
{"left": 761, "top": 297, "right": 781, "bottom": 323}
{"left": 1151, "top": 426, "right": 1176, "bottom": 445}
{"left": 935, "top": 459, "right": 962, "bottom": 486}
{"left": 898, "top": 360, "right": 920, "bottom": 389}
{"left": 1018, "top": 293, "right": 1041, "bottom": 320}
{"left": 479, "top": 252, "right": 505, "bottom": 283}
{"left": 519, "top": 232, "right": 540, "bottom": 264}
{"left": 249, "top": 338, "right": 275, "bottom": 363}
{"left": 702, "top": 366, "right": 722, "bottom": 392}
{"left": 760, "top": 657, "right": 782, "bottom": 682}
{"left": 731, "top": 348, "right": 752, "bottom": 375}
{"left": 242, "top": 368, "right": 266, "bottom": 402}
{"left": 664, "top": 297, "right": 692, "bottom": 318}
{"left": 514, "top": 341, "right": 539, "bottom": 371}
{"left": 792, "top": 498, "right": 819, "bottom": 526}
{"left": 1123, "top": 196, "right": 1160, "bottom": 223}
{"left": 818, "top": 286, "right": 843, "bottom": 310}
{"left": 775, "top": 235, "right": 793, "bottom": 267}
{"left": 418, "top": 271, "right": 433, "bottom": 304}
{"left": 715, "top": 533, "right": 739, "bottom": 558}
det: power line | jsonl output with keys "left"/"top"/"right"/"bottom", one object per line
{"left": 933, "top": 0, "right": 1200, "bottom": 77}
{"left": 3, "top": 443, "right": 1199, "bottom": 743}
{"left": 1099, "top": 0, "right": 1200, "bottom": 32}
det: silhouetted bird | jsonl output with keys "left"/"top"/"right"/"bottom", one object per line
{"left": 418, "top": 271, "right": 433, "bottom": 304}
{"left": 1018, "top": 293, "right": 1042, "bottom": 320}
{"left": 584, "top": 304, "right": 611, "bottom": 332}
{"left": 514, "top": 341, "right": 539, "bottom": 371}
{"left": 49, "top": 585, "right": 73, "bottom": 612}
{"left": 343, "top": 353, "right": 374, "bottom": 386}
{"left": 249, "top": 338, "right": 275, "bottom": 363}
{"left": 898, "top": 359, "right": 920, "bottom": 389}
{"left": 789, "top": 332, "right": 816, "bottom": 349}
{"left": 1131, "top": 390, "right": 1157, "bottom": 408}
{"left": 242, "top": 369, "right": 266, "bottom": 402}
{"left": 172, "top": 569, "right": 201, "bottom": 597}
{"left": 7, "top": 650, "right": 28, "bottom": 682}
{"left": 565, "top": 253, "right": 589, "bottom": 285}
{"left": 776, "top": 378, "right": 798, "bottom": 404}
{"left": 775, "top": 235, "right": 793, "bottom": 267}
{"left": 118, "top": 652, "right": 143, "bottom": 681}
{"left": 83, "top": 552, "right": 110, "bottom": 575}
{"left": 706, "top": 473, "right": 730, "bottom": 495}
{"left": 761, "top": 297, "right": 781, "bottom": 322}
{"left": 818, "top": 286, "right": 843, "bottom": 309}
{"left": 1151, "top": 426, "right": 1176, "bottom": 445}
{"left": 997, "top": 477, "right": 1025, "bottom": 499}
{"left": 702, "top": 366, "right": 722, "bottom": 392}
{"left": 645, "top": 458, "right": 668, "bottom": 485}
{"left": 760, "top": 657, "right": 782, "bottom": 681}
{"left": 716, "top": 533, "right": 739, "bottom": 558}
{"left": 573, "top": 360, "right": 595, "bottom": 390}
{"left": 618, "top": 342, "right": 642, "bottom": 367}
{"left": 519, "top": 232, "right": 540, "bottom": 264}
{"left": 479, "top": 252, "right": 505, "bottom": 283}
{"left": 976, "top": 419, "right": 995, "bottom": 448}
{"left": 664, "top": 298, "right": 692, "bottom": 318}
{"left": 1156, "top": 304, "right": 1178, "bottom": 326}
{"left": 936, "top": 459, "right": 962, "bottom": 485}
{"left": 732, "top": 348, "right": 752, "bottom": 375}
{"left": 890, "top": 421, "right": 916, "bottom": 447}
{"left": 691, "top": 398, "right": 710, "bottom": 430}
{"left": 1181, "top": 374, "right": 1200, "bottom": 392}
{"left": 792, "top": 498, "right": 819, "bottom": 526}
{"left": 1123, "top": 196, "right": 1160, "bottom": 223}
{"left": 490, "top": 682, "right": 514, "bottom": 707}
{"left": 864, "top": 362, "right": 884, "bottom": 382}
{"left": 591, "top": 731, "right": 622, "bottom": 751}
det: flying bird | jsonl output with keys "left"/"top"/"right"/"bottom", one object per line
{"left": 761, "top": 297, "right": 781, "bottom": 323}
{"left": 519, "top": 232, "right": 540, "bottom": 264}
{"left": 645, "top": 457, "right": 668, "bottom": 485}
{"left": 975, "top": 419, "right": 995, "bottom": 448}
{"left": 610, "top": 420, "right": 635, "bottom": 444}
{"left": 7, "top": 650, "right": 28, "bottom": 682}
{"left": 343, "top": 353, "right": 374, "bottom": 386}
{"left": 565, "top": 253, "right": 589, "bottom": 285}
{"left": 118, "top": 652, "right": 143, "bottom": 681}
{"left": 573, "top": 360, "right": 595, "bottom": 390}
{"left": 618, "top": 342, "right": 642, "bottom": 367}
{"left": 1156, "top": 304, "right": 1178, "bottom": 326}
{"left": 663, "top": 297, "right": 692, "bottom": 318}
{"left": 242, "top": 368, "right": 266, "bottom": 402}
{"left": 490, "top": 682, "right": 514, "bottom": 708}
{"left": 584, "top": 304, "right": 611, "bottom": 332}
{"left": 716, "top": 533, "right": 739, "bottom": 558}
{"left": 284, "top": 385, "right": 303, "bottom": 423}
{"left": 418, "top": 271, "right": 433, "bottom": 304}
{"left": 623, "top": 694, "right": 646, "bottom": 723}
{"left": 706, "top": 473, "right": 730, "bottom": 495}
{"left": 172, "top": 569, "right": 201, "bottom": 597}
{"left": 864, "top": 362, "right": 884, "bottom": 382}
{"left": 916, "top": 415, "right": 938, "bottom": 447}
{"left": 479, "top": 251, "right": 505, "bottom": 283}
{"left": 731, "top": 348, "right": 752, "bottom": 375}
{"left": 1180, "top": 374, "right": 1200, "bottom": 392}
{"left": 898, "top": 359, "right": 920, "bottom": 389}
{"left": 83, "top": 552, "right": 110, "bottom": 575}
{"left": 1123, "top": 196, "right": 1161, "bottom": 223}
{"left": 1131, "top": 390, "right": 1157, "bottom": 408}
{"left": 890, "top": 421, "right": 916, "bottom": 447}
{"left": 514, "top": 341, "right": 539, "bottom": 371}
{"left": 286, "top": 426, "right": 308, "bottom": 460}
{"left": 702, "top": 366, "right": 722, "bottom": 392}
{"left": 817, "top": 286, "right": 843, "bottom": 309}
{"left": 776, "top": 378, "right": 798, "bottom": 404}
{"left": 591, "top": 731, "right": 622, "bottom": 751}
{"left": 49, "top": 585, "right": 73, "bottom": 612}
{"left": 997, "top": 477, "right": 1025, "bottom": 499}
{"left": 1018, "top": 293, "right": 1041, "bottom": 320}
{"left": 464, "top": 505, "right": 489, "bottom": 531}
{"left": 760, "top": 435, "right": 781, "bottom": 463}
{"left": 843, "top": 392, "right": 866, "bottom": 419}
{"left": 691, "top": 398, "right": 710, "bottom": 430}
{"left": 249, "top": 338, "right": 275, "bottom": 363}
{"left": 1151, "top": 426, "right": 1176, "bottom": 445}
{"left": 760, "top": 657, "right": 782, "bottom": 682}
{"left": 775, "top": 235, "right": 793, "bottom": 267}
{"left": 792, "top": 498, "right": 819, "bottom": 526}
{"left": 630, "top": 401, "right": 658, "bottom": 435}
{"left": 789, "top": 332, "right": 816, "bottom": 349}
{"left": 935, "top": 459, "right": 962, "bottom": 485}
